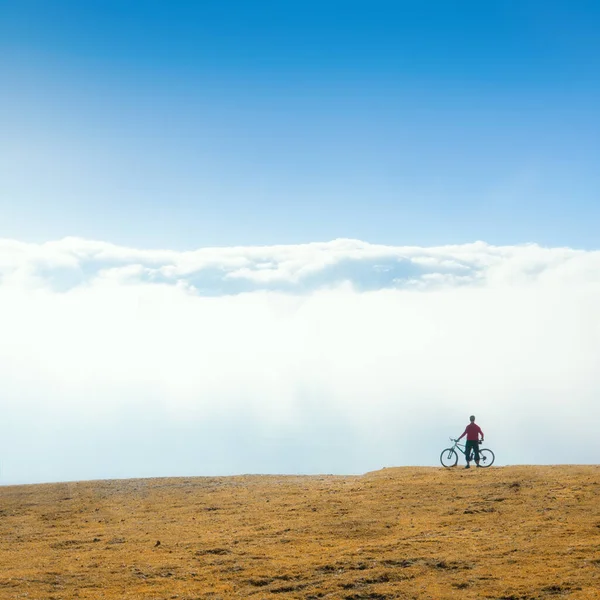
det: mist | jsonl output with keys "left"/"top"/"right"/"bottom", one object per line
{"left": 1, "top": 238, "right": 599, "bottom": 483}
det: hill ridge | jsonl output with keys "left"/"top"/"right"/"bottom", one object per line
{"left": 1, "top": 465, "right": 599, "bottom": 599}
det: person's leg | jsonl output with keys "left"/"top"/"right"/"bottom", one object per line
{"left": 465, "top": 441, "right": 473, "bottom": 467}
{"left": 473, "top": 442, "right": 480, "bottom": 465}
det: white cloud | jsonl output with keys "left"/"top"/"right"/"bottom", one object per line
{"left": 0, "top": 237, "right": 599, "bottom": 483}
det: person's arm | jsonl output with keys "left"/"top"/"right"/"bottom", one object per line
{"left": 479, "top": 426, "right": 484, "bottom": 441}
{"left": 457, "top": 428, "right": 467, "bottom": 441}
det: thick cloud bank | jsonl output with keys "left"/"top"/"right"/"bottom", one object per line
{"left": 1, "top": 238, "right": 599, "bottom": 483}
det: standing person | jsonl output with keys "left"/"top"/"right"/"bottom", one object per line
{"left": 456, "top": 415, "right": 484, "bottom": 468}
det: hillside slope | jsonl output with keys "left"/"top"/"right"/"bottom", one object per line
{"left": 0, "top": 466, "right": 599, "bottom": 599}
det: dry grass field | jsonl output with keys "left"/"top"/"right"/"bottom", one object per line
{"left": 0, "top": 465, "right": 599, "bottom": 599}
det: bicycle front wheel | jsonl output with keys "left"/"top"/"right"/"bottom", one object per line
{"left": 440, "top": 448, "right": 458, "bottom": 468}
{"left": 478, "top": 448, "right": 495, "bottom": 467}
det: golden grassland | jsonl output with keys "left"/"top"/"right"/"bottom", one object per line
{"left": 0, "top": 465, "right": 599, "bottom": 599}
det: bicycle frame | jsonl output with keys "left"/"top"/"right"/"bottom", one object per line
{"left": 449, "top": 439, "right": 470, "bottom": 458}
{"left": 452, "top": 438, "right": 484, "bottom": 459}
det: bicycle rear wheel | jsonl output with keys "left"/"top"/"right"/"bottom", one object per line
{"left": 477, "top": 448, "right": 495, "bottom": 467}
{"left": 440, "top": 448, "right": 458, "bottom": 468}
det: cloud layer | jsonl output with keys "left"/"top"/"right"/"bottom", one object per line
{"left": 1, "top": 237, "right": 599, "bottom": 483}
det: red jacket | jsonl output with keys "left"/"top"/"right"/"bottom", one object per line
{"left": 458, "top": 423, "right": 483, "bottom": 441}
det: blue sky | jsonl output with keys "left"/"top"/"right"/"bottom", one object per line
{"left": 1, "top": 2, "right": 600, "bottom": 483}
{"left": 2, "top": 0, "right": 600, "bottom": 249}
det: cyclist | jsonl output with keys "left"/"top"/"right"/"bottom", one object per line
{"left": 456, "top": 415, "right": 484, "bottom": 469}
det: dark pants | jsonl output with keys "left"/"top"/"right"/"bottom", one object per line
{"left": 465, "top": 440, "right": 480, "bottom": 464}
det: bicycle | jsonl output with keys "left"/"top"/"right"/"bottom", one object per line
{"left": 440, "top": 438, "right": 495, "bottom": 468}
